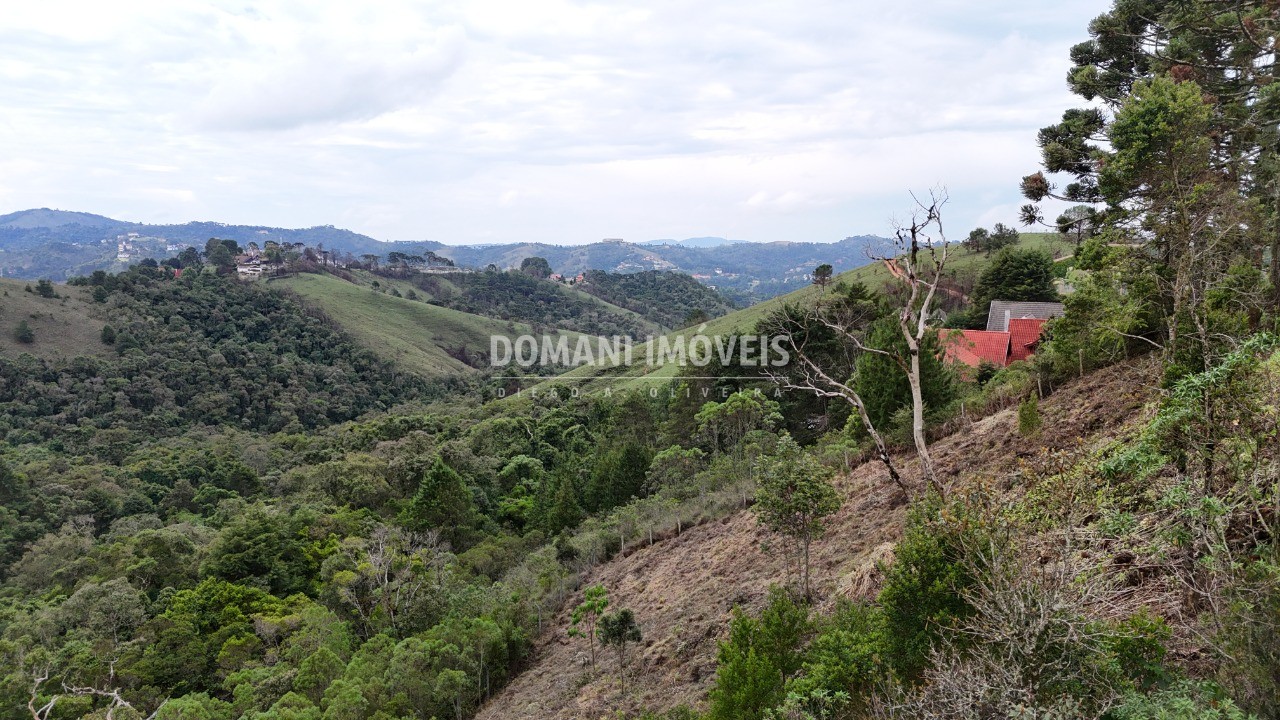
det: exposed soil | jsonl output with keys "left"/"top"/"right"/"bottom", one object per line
{"left": 477, "top": 359, "right": 1159, "bottom": 720}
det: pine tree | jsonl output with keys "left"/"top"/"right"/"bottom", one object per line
{"left": 584, "top": 442, "right": 652, "bottom": 513}
{"left": 855, "top": 318, "right": 954, "bottom": 430}
{"left": 399, "top": 457, "right": 476, "bottom": 549}
{"left": 969, "top": 247, "right": 1058, "bottom": 327}
{"left": 707, "top": 589, "right": 809, "bottom": 720}
{"left": 543, "top": 470, "right": 584, "bottom": 535}
{"left": 1018, "top": 393, "right": 1042, "bottom": 437}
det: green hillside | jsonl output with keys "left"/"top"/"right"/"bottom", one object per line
{"left": 576, "top": 269, "right": 736, "bottom": 329}
{"left": 271, "top": 272, "right": 571, "bottom": 378}
{"left": 0, "top": 235, "right": 1065, "bottom": 385}
{"left": 1, "top": 267, "right": 428, "bottom": 445}
{"left": 352, "top": 268, "right": 662, "bottom": 337}
{"left": 0, "top": 278, "right": 112, "bottom": 360}
{"left": 544, "top": 233, "right": 1071, "bottom": 390}
{"left": 273, "top": 267, "right": 737, "bottom": 380}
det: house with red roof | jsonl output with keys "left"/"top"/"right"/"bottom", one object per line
{"left": 1007, "top": 317, "right": 1048, "bottom": 363}
{"left": 938, "top": 329, "right": 1011, "bottom": 369}
{"left": 938, "top": 305, "right": 1053, "bottom": 372}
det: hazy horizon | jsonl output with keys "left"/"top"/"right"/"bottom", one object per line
{"left": 3, "top": 206, "right": 885, "bottom": 246}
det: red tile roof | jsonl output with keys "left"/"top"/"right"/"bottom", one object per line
{"left": 1007, "top": 318, "right": 1047, "bottom": 363}
{"left": 938, "top": 329, "right": 1010, "bottom": 368}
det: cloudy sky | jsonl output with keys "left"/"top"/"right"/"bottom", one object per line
{"left": 0, "top": 1, "right": 1110, "bottom": 245}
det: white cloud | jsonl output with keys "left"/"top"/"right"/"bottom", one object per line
{"left": 191, "top": 12, "right": 467, "bottom": 131}
{"left": 0, "top": 0, "right": 1114, "bottom": 243}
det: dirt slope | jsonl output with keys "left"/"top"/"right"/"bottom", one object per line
{"left": 479, "top": 360, "right": 1158, "bottom": 719}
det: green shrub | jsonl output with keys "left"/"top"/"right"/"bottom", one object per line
{"left": 787, "top": 601, "right": 886, "bottom": 712}
{"left": 1216, "top": 551, "right": 1280, "bottom": 715}
{"left": 707, "top": 588, "right": 810, "bottom": 720}
{"left": 877, "top": 496, "right": 978, "bottom": 683}
{"left": 1017, "top": 393, "right": 1042, "bottom": 436}
{"left": 13, "top": 320, "right": 34, "bottom": 344}
{"left": 1101, "top": 611, "right": 1172, "bottom": 691}
{"left": 1108, "top": 681, "right": 1252, "bottom": 720}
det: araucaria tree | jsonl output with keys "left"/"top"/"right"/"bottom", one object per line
{"left": 569, "top": 584, "right": 608, "bottom": 672}
{"left": 1020, "top": 2, "right": 1278, "bottom": 376}
{"left": 812, "top": 263, "right": 834, "bottom": 289}
{"left": 753, "top": 435, "right": 842, "bottom": 598}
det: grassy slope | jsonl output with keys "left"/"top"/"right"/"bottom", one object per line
{"left": 0, "top": 278, "right": 111, "bottom": 360}
{"left": 273, "top": 273, "right": 542, "bottom": 377}
{"left": 357, "top": 269, "right": 663, "bottom": 335}
{"left": 545, "top": 233, "right": 1072, "bottom": 390}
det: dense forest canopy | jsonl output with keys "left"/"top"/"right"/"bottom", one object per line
{"left": 1, "top": 267, "right": 432, "bottom": 447}
{"left": 576, "top": 270, "right": 736, "bottom": 330}
{"left": 405, "top": 268, "right": 659, "bottom": 338}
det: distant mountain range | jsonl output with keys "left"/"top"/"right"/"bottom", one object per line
{"left": 0, "top": 208, "right": 887, "bottom": 302}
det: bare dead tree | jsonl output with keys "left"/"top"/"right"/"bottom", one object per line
{"left": 879, "top": 190, "right": 951, "bottom": 497}
{"left": 29, "top": 672, "right": 167, "bottom": 720}
{"left": 335, "top": 526, "right": 449, "bottom": 637}
{"left": 28, "top": 672, "right": 54, "bottom": 720}
{"left": 761, "top": 190, "right": 954, "bottom": 499}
